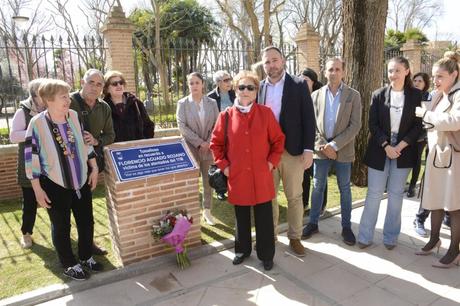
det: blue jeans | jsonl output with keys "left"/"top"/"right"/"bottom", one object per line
{"left": 309, "top": 159, "right": 352, "bottom": 228}
{"left": 358, "top": 158, "right": 410, "bottom": 245}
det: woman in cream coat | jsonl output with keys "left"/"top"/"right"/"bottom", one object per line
{"left": 415, "top": 51, "right": 460, "bottom": 268}
{"left": 176, "top": 72, "right": 219, "bottom": 225}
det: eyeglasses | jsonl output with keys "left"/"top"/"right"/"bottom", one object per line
{"left": 110, "top": 80, "right": 125, "bottom": 87}
{"left": 237, "top": 84, "right": 256, "bottom": 91}
{"left": 221, "top": 78, "right": 232, "bottom": 83}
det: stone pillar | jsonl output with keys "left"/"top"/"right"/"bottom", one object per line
{"left": 401, "top": 39, "right": 423, "bottom": 75}
{"left": 100, "top": 5, "right": 136, "bottom": 93}
{"left": 295, "top": 23, "right": 321, "bottom": 74}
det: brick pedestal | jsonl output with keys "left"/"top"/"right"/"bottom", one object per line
{"left": 103, "top": 136, "right": 201, "bottom": 266}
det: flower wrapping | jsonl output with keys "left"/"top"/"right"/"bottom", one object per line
{"left": 152, "top": 210, "right": 193, "bottom": 269}
{"left": 161, "top": 217, "right": 191, "bottom": 253}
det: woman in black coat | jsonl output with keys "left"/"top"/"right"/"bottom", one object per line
{"left": 357, "top": 56, "right": 422, "bottom": 250}
{"left": 103, "top": 70, "right": 155, "bottom": 142}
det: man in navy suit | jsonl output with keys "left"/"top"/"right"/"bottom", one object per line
{"left": 258, "top": 46, "right": 316, "bottom": 257}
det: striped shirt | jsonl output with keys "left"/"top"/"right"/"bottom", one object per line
{"left": 25, "top": 109, "right": 95, "bottom": 190}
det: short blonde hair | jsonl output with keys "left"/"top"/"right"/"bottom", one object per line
{"left": 103, "top": 70, "right": 126, "bottom": 97}
{"left": 38, "top": 79, "right": 71, "bottom": 104}
{"left": 233, "top": 70, "right": 260, "bottom": 91}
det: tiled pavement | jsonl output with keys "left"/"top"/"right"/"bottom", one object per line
{"left": 27, "top": 197, "right": 460, "bottom": 305}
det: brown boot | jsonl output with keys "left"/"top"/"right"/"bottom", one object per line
{"left": 289, "top": 239, "right": 306, "bottom": 257}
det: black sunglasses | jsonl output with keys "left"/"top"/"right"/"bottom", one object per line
{"left": 237, "top": 84, "right": 256, "bottom": 91}
{"left": 110, "top": 80, "right": 125, "bottom": 87}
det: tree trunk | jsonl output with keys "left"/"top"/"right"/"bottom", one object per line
{"left": 342, "top": 0, "right": 388, "bottom": 187}
{"left": 151, "top": 0, "right": 170, "bottom": 107}
{"left": 263, "top": 0, "right": 271, "bottom": 45}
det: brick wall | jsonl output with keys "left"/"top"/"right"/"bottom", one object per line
{"left": 0, "top": 145, "right": 22, "bottom": 200}
{"left": 103, "top": 136, "right": 201, "bottom": 266}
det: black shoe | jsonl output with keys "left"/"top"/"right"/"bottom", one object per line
{"left": 358, "top": 242, "right": 371, "bottom": 249}
{"left": 263, "top": 260, "right": 273, "bottom": 271}
{"left": 217, "top": 192, "right": 227, "bottom": 201}
{"left": 407, "top": 187, "right": 415, "bottom": 198}
{"left": 80, "top": 256, "right": 104, "bottom": 272}
{"left": 384, "top": 244, "right": 396, "bottom": 250}
{"left": 92, "top": 243, "right": 108, "bottom": 256}
{"left": 341, "top": 227, "right": 356, "bottom": 246}
{"left": 301, "top": 223, "right": 318, "bottom": 239}
{"left": 63, "top": 264, "right": 89, "bottom": 281}
{"left": 232, "top": 253, "right": 249, "bottom": 265}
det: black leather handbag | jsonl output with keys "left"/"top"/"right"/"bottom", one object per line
{"left": 208, "top": 111, "right": 229, "bottom": 194}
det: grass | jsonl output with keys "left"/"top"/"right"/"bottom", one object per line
{"left": 0, "top": 175, "right": 368, "bottom": 299}
{"left": 0, "top": 187, "right": 117, "bottom": 300}
{"left": 201, "top": 175, "right": 368, "bottom": 244}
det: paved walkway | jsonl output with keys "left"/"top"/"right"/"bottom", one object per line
{"left": 8, "top": 197, "right": 460, "bottom": 306}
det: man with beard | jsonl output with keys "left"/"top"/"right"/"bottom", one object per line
{"left": 258, "top": 46, "right": 316, "bottom": 257}
{"left": 70, "top": 69, "right": 115, "bottom": 256}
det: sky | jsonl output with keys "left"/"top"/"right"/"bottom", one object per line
{"left": 19, "top": 0, "right": 460, "bottom": 43}
{"left": 108, "top": 0, "right": 460, "bottom": 43}
{"left": 423, "top": 0, "right": 460, "bottom": 42}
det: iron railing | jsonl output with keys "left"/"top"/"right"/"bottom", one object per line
{"left": 0, "top": 34, "right": 106, "bottom": 138}
{"left": 132, "top": 38, "right": 299, "bottom": 128}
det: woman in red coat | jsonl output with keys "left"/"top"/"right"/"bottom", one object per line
{"left": 210, "top": 71, "right": 285, "bottom": 271}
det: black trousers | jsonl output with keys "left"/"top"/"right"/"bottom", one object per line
{"left": 409, "top": 141, "right": 426, "bottom": 188}
{"left": 303, "top": 168, "right": 327, "bottom": 209}
{"left": 21, "top": 187, "right": 38, "bottom": 235}
{"left": 41, "top": 176, "right": 93, "bottom": 268}
{"left": 234, "top": 201, "right": 275, "bottom": 261}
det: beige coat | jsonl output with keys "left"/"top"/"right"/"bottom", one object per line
{"left": 312, "top": 83, "right": 362, "bottom": 162}
{"left": 422, "top": 81, "right": 460, "bottom": 211}
{"left": 176, "top": 95, "right": 219, "bottom": 162}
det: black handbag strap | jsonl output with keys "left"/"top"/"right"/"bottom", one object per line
{"left": 72, "top": 92, "right": 90, "bottom": 131}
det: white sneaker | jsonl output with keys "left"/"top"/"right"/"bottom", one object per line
{"left": 21, "top": 234, "right": 33, "bottom": 249}
{"left": 203, "top": 209, "right": 215, "bottom": 225}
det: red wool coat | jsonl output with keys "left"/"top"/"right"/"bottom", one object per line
{"left": 210, "top": 103, "right": 285, "bottom": 206}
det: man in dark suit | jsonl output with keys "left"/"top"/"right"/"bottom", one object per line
{"left": 258, "top": 46, "right": 316, "bottom": 257}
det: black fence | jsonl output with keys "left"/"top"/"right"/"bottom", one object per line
{"left": 132, "top": 38, "right": 299, "bottom": 128}
{"left": 0, "top": 34, "right": 106, "bottom": 138}
{"left": 0, "top": 33, "right": 442, "bottom": 138}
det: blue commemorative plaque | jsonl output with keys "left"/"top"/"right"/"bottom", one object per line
{"left": 109, "top": 141, "right": 196, "bottom": 182}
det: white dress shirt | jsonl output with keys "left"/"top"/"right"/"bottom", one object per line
{"left": 265, "top": 72, "right": 286, "bottom": 122}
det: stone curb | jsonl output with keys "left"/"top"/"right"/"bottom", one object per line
{"left": 1, "top": 196, "right": 373, "bottom": 306}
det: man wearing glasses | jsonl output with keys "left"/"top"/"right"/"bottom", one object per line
{"left": 70, "top": 68, "right": 115, "bottom": 256}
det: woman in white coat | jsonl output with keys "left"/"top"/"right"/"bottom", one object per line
{"left": 176, "top": 72, "right": 219, "bottom": 225}
{"left": 415, "top": 51, "right": 460, "bottom": 268}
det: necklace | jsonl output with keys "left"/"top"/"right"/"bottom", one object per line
{"left": 48, "top": 112, "right": 76, "bottom": 159}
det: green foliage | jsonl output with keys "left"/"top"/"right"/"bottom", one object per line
{"left": 129, "top": 0, "right": 218, "bottom": 99}
{"left": 129, "top": 0, "right": 218, "bottom": 45}
{"left": 385, "top": 28, "right": 428, "bottom": 49}
{"left": 0, "top": 76, "right": 25, "bottom": 98}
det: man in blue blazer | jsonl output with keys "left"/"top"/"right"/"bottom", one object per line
{"left": 258, "top": 46, "right": 316, "bottom": 257}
